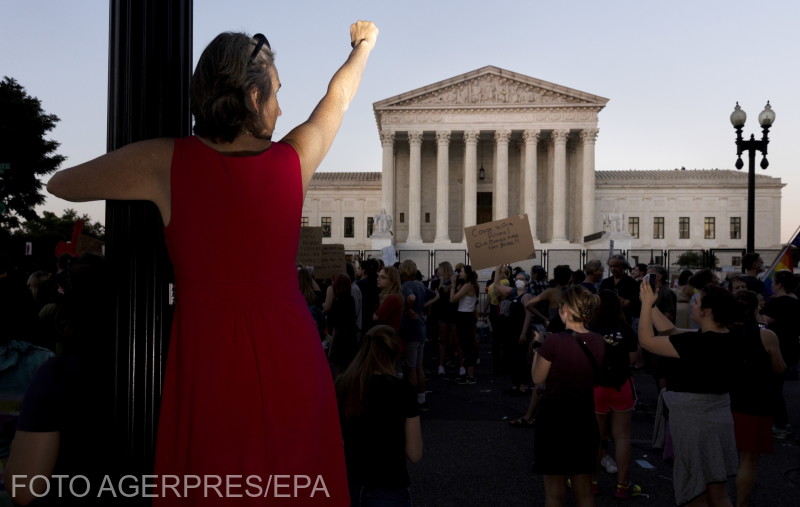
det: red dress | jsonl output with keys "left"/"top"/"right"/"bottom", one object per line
{"left": 155, "top": 136, "right": 349, "bottom": 505}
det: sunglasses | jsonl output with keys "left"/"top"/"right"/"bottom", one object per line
{"left": 249, "top": 33, "right": 271, "bottom": 63}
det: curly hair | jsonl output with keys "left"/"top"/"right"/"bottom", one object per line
{"left": 191, "top": 32, "right": 276, "bottom": 143}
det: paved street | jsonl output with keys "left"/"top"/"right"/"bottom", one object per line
{"left": 409, "top": 339, "right": 800, "bottom": 506}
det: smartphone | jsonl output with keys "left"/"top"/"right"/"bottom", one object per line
{"left": 645, "top": 273, "right": 656, "bottom": 290}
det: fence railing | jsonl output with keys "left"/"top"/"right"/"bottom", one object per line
{"left": 345, "top": 247, "right": 776, "bottom": 281}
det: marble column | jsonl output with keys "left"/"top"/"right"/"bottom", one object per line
{"left": 380, "top": 130, "right": 395, "bottom": 220}
{"left": 551, "top": 129, "right": 569, "bottom": 242}
{"left": 407, "top": 131, "right": 423, "bottom": 243}
{"left": 493, "top": 130, "right": 511, "bottom": 220}
{"left": 522, "top": 129, "right": 540, "bottom": 241}
{"left": 463, "top": 130, "right": 480, "bottom": 233}
{"left": 581, "top": 129, "right": 599, "bottom": 241}
{"left": 434, "top": 131, "right": 451, "bottom": 243}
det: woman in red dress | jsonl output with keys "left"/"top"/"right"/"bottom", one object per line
{"left": 42, "top": 21, "right": 379, "bottom": 506}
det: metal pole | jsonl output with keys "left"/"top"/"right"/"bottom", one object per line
{"left": 747, "top": 145, "right": 756, "bottom": 254}
{"left": 107, "top": 0, "right": 192, "bottom": 493}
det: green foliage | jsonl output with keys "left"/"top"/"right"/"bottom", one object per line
{"left": 0, "top": 77, "right": 65, "bottom": 229}
{"left": 15, "top": 209, "right": 104, "bottom": 241}
{"left": 673, "top": 251, "right": 719, "bottom": 269}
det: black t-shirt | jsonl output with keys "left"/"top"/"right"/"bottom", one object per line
{"left": 667, "top": 329, "right": 744, "bottom": 394}
{"left": 599, "top": 275, "right": 641, "bottom": 322}
{"left": 591, "top": 322, "right": 637, "bottom": 388}
{"left": 16, "top": 352, "right": 117, "bottom": 505}
{"left": 341, "top": 374, "right": 419, "bottom": 489}
{"left": 760, "top": 295, "right": 800, "bottom": 364}
{"left": 729, "top": 324, "right": 774, "bottom": 415}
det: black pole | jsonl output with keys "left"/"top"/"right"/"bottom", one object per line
{"left": 747, "top": 145, "right": 756, "bottom": 254}
{"left": 106, "top": 0, "right": 192, "bottom": 494}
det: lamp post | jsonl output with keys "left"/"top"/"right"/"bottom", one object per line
{"left": 730, "top": 101, "right": 775, "bottom": 254}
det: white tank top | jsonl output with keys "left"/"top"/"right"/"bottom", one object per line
{"left": 458, "top": 293, "right": 477, "bottom": 313}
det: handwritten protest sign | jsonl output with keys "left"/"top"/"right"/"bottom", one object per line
{"left": 315, "top": 244, "right": 347, "bottom": 280}
{"left": 296, "top": 227, "right": 323, "bottom": 267}
{"left": 464, "top": 214, "right": 536, "bottom": 270}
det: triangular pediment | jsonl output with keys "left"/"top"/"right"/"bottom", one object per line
{"left": 373, "top": 66, "right": 608, "bottom": 110}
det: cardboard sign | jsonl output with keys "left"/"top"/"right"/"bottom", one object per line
{"left": 296, "top": 227, "right": 323, "bottom": 267}
{"left": 314, "top": 244, "right": 347, "bottom": 280}
{"left": 76, "top": 234, "right": 104, "bottom": 256}
{"left": 464, "top": 214, "right": 536, "bottom": 270}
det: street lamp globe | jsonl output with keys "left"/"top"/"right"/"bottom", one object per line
{"left": 730, "top": 102, "right": 747, "bottom": 128}
{"left": 758, "top": 102, "right": 776, "bottom": 127}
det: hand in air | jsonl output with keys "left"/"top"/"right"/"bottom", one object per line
{"left": 350, "top": 20, "right": 379, "bottom": 48}
{"left": 639, "top": 279, "right": 658, "bottom": 308}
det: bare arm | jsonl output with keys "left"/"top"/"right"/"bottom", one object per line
{"left": 46, "top": 138, "right": 174, "bottom": 222}
{"left": 638, "top": 282, "right": 680, "bottom": 358}
{"left": 532, "top": 351, "right": 551, "bottom": 386}
{"left": 322, "top": 285, "right": 334, "bottom": 313}
{"left": 405, "top": 416, "right": 423, "bottom": 463}
{"left": 450, "top": 283, "right": 473, "bottom": 303}
{"left": 760, "top": 328, "right": 787, "bottom": 374}
{"left": 282, "top": 21, "right": 378, "bottom": 194}
{"left": 519, "top": 293, "right": 532, "bottom": 343}
{"left": 6, "top": 431, "right": 60, "bottom": 506}
{"left": 524, "top": 291, "right": 551, "bottom": 324}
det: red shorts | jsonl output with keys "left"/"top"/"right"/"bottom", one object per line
{"left": 594, "top": 379, "right": 636, "bottom": 414}
{"left": 732, "top": 411, "right": 774, "bottom": 454}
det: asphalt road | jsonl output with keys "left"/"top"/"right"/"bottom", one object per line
{"left": 409, "top": 338, "right": 800, "bottom": 507}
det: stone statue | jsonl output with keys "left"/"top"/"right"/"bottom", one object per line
{"left": 372, "top": 208, "right": 393, "bottom": 238}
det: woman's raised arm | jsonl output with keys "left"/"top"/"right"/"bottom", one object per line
{"left": 281, "top": 21, "right": 378, "bottom": 192}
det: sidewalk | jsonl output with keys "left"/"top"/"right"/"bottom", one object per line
{"left": 409, "top": 339, "right": 800, "bottom": 506}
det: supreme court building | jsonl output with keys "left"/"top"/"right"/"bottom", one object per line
{"left": 302, "top": 66, "right": 784, "bottom": 252}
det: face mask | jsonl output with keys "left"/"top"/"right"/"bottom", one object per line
{"left": 515, "top": 280, "right": 526, "bottom": 289}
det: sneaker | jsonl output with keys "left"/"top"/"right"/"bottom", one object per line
{"left": 614, "top": 483, "right": 642, "bottom": 499}
{"left": 601, "top": 454, "right": 618, "bottom": 473}
{"left": 437, "top": 365, "right": 446, "bottom": 375}
{"left": 458, "top": 366, "right": 466, "bottom": 376}
{"left": 566, "top": 479, "right": 599, "bottom": 495}
{"left": 465, "top": 376, "right": 477, "bottom": 385}
{"left": 418, "top": 401, "right": 429, "bottom": 412}
{"left": 772, "top": 425, "right": 789, "bottom": 440}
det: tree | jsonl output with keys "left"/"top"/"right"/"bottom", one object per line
{"left": 0, "top": 77, "right": 65, "bottom": 229}
{"left": 16, "top": 209, "right": 105, "bottom": 241}
{"left": 673, "top": 251, "right": 719, "bottom": 269}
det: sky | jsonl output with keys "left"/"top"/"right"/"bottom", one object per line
{"left": 2, "top": 0, "right": 799, "bottom": 241}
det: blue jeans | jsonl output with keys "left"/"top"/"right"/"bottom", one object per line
{"left": 350, "top": 485, "right": 413, "bottom": 507}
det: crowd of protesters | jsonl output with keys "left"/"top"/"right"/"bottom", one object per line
{"left": 2, "top": 248, "right": 798, "bottom": 506}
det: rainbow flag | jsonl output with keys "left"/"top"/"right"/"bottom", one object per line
{"left": 762, "top": 226, "right": 800, "bottom": 296}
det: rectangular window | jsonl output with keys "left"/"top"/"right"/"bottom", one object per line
{"left": 344, "top": 217, "right": 354, "bottom": 238}
{"left": 653, "top": 217, "right": 664, "bottom": 239}
{"left": 321, "top": 217, "right": 331, "bottom": 238}
{"left": 367, "top": 217, "right": 374, "bottom": 238}
{"left": 399, "top": 212, "right": 405, "bottom": 223}
{"left": 704, "top": 217, "right": 715, "bottom": 239}
{"left": 679, "top": 217, "right": 690, "bottom": 239}
{"left": 730, "top": 217, "right": 741, "bottom": 239}
{"left": 732, "top": 256, "right": 741, "bottom": 267}
{"left": 425, "top": 212, "right": 430, "bottom": 223}
{"left": 628, "top": 217, "right": 639, "bottom": 239}
{"left": 300, "top": 216, "right": 309, "bottom": 227}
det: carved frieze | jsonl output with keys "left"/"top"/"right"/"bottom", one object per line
{"left": 391, "top": 74, "right": 592, "bottom": 108}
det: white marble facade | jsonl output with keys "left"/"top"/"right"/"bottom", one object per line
{"left": 301, "top": 66, "right": 785, "bottom": 251}
{"left": 373, "top": 66, "right": 607, "bottom": 247}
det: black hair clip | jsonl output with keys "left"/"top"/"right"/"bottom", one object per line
{"left": 249, "top": 33, "right": 271, "bottom": 63}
